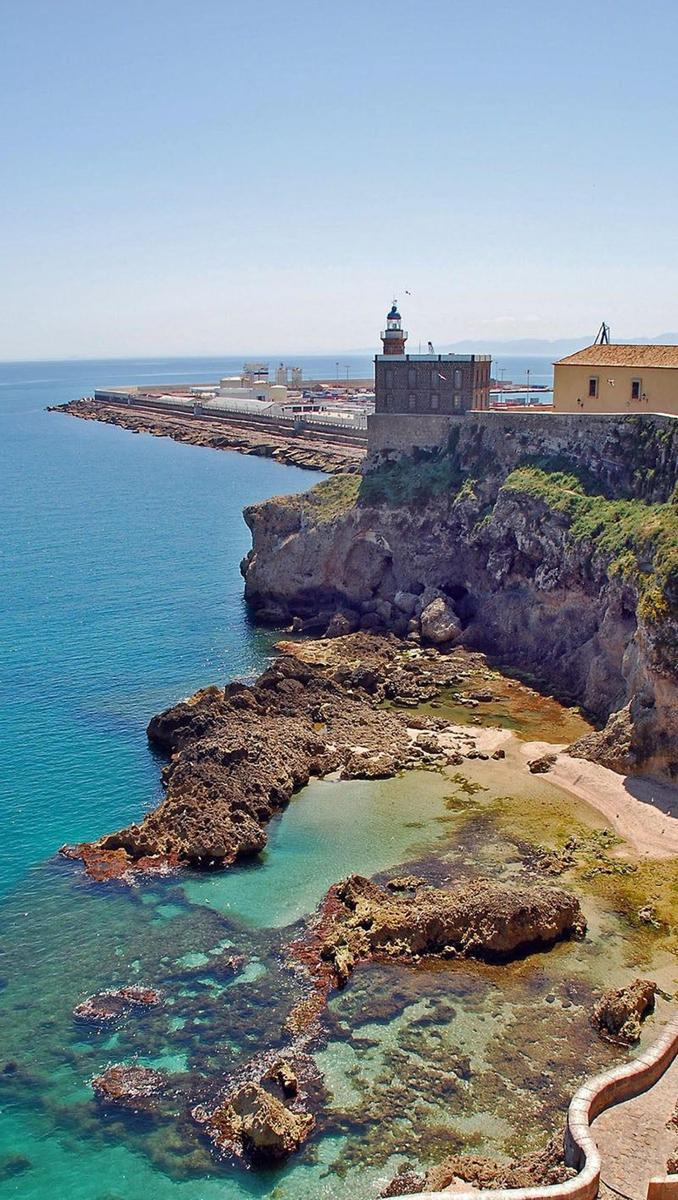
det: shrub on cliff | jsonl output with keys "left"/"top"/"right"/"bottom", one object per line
{"left": 501, "top": 467, "right": 678, "bottom": 622}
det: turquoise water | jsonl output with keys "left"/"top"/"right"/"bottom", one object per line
{"left": 0, "top": 356, "right": 626, "bottom": 1200}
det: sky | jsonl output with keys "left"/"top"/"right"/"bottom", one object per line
{"left": 1, "top": 0, "right": 678, "bottom": 360}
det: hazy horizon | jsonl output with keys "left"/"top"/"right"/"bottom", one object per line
{"left": 2, "top": 0, "right": 678, "bottom": 360}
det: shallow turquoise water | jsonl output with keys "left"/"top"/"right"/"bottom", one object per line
{"left": 0, "top": 358, "right": 319, "bottom": 895}
{"left": 182, "top": 772, "right": 454, "bottom": 927}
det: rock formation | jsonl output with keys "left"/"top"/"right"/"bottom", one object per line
{"left": 50, "top": 399, "right": 365, "bottom": 475}
{"left": 59, "top": 636, "right": 491, "bottom": 881}
{"left": 192, "top": 1050, "right": 322, "bottom": 1164}
{"left": 194, "top": 1082, "right": 314, "bottom": 1163}
{"left": 73, "top": 986, "right": 161, "bottom": 1022}
{"left": 291, "top": 874, "right": 586, "bottom": 996}
{"left": 242, "top": 414, "right": 678, "bottom": 780}
{"left": 381, "top": 1134, "right": 575, "bottom": 1196}
{"left": 592, "top": 977, "right": 657, "bottom": 1044}
{"left": 92, "top": 1065, "right": 167, "bottom": 1111}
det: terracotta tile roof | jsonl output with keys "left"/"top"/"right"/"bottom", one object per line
{"left": 555, "top": 344, "right": 678, "bottom": 368}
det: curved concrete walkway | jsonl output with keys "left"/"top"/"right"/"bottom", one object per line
{"left": 593, "top": 1053, "right": 677, "bottom": 1200}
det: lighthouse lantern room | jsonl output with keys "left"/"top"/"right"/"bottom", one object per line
{"left": 380, "top": 301, "right": 408, "bottom": 355}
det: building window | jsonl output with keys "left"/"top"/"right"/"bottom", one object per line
{"left": 408, "top": 367, "right": 417, "bottom": 388}
{"left": 431, "top": 394, "right": 439, "bottom": 411}
{"left": 588, "top": 377, "right": 598, "bottom": 398}
{"left": 631, "top": 378, "right": 641, "bottom": 401}
{"left": 386, "top": 393, "right": 393, "bottom": 411}
{"left": 408, "top": 394, "right": 416, "bottom": 411}
{"left": 453, "top": 394, "right": 462, "bottom": 412}
{"left": 386, "top": 369, "right": 393, "bottom": 387}
{"left": 454, "top": 368, "right": 462, "bottom": 389}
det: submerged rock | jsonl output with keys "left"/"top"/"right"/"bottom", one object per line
{"left": 0, "top": 1153, "right": 32, "bottom": 1182}
{"left": 592, "top": 977, "right": 657, "bottom": 1044}
{"left": 74, "top": 985, "right": 162, "bottom": 1023}
{"left": 92, "top": 1064, "right": 167, "bottom": 1111}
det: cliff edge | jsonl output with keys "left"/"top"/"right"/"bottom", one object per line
{"left": 242, "top": 413, "right": 678, "bottom": 780}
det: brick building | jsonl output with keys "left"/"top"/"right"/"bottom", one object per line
{"left": 374, "top": 302, "right": 491, "bottom": 414}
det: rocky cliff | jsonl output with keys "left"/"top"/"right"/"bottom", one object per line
{"left": 242, "top": 414, "right": 678, "bottom": 779}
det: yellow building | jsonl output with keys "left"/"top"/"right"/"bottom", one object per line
{"left": 553, "top": 344, "right": 678, "bottom": 415}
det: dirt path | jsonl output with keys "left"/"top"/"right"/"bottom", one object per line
{"left": 593, "top": 1054, "right": 677, "bottom": 1199}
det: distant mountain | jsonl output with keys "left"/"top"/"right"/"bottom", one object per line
{"left": 437, "top": 334, "right": 678, "bottom": 357}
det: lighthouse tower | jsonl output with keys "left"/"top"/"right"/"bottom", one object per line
{"left": 380, "top": 301, "right": 408, "bottom": 355}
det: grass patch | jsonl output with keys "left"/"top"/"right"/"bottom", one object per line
{"left": 358, "top": 453, "right": 467, "bottom": 507}
{"left": 502, "top": 467, "right": 678, "bottom": 619}
{"left": 298, "top": 473, "right": 361, "bottom": 522}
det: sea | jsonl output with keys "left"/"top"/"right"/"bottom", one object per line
{"left": 2, "top": 353, "right": 633, "bottom": 1200}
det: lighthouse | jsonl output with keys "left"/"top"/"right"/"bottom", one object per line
{"left": 380, "top": 300, "right": 408, "bottom": 356}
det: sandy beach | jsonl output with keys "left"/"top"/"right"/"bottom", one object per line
{"left": 519, "top": 740, "right": 678, "bottom": 859}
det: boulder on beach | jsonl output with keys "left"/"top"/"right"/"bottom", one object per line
{"left": 420, "top": 596, "right": 462, "bottom": 645}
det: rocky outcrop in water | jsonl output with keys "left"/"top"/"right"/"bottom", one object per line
{"left": 195, "top": 1082, "right": 314, "bottom": 1162}
{"left": 242, "top": 414, "right": 678, "bottom": 780}
{"left": 592, "top": 977, "right": 657, "bottom": 1044}
{"left": 59, "top": 636, "right": 494, "bottom": 881}
{"left": 291, "top": 874, "right": 586, "bottom": 998}
{"left": 381, "top": 1134, "right": 575, "bottom": 1196}
{"left": 92, "top": 1064, "right": 167, "bottom": 1111}
{"left": 73, "top": 986, "right": 161, "bottom": 1023}
{"left": 192, "top": 1049, "right": 322, "bottom": 1164}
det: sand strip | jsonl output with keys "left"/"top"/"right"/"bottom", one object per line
{"left": 519, "top": 741, "right": 678, "bottom": 858}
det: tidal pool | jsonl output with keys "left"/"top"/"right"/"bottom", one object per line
{"left": 181, "top": 771, "right": 456, "bottom": 927}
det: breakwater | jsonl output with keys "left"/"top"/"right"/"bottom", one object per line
{"left": 51, "top": 397, "right": 367, "bottom": 473}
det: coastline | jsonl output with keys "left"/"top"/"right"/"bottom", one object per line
{"left": 61, "top": 631, "right": 678, "bottom": 883}
{"left": 518, "top": 740, "right": 678, "bottom": 859}
{"left": 49, "top": 397, "right": 366, "bottom": 475}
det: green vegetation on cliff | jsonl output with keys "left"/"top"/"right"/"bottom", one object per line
{"left": 358, "top": 454, "right": 467, "bottom": 506}
{"left": 298, "top": 473, "right": 361, "bottom": 522}
{"left": 300, "top": 454, "right": 677, "bottom": 623}
{"left": 502, "top": 467, "right": 678, "bottom": 620}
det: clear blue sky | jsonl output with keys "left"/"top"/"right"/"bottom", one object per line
{"left": 2, "top": 0, "right": 678, "bottom": 359}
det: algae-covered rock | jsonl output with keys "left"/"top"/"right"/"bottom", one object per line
{"left": 592, "top": 977, "right": 657, "bottom": 1044}
{"left": 92, "top": 1064, "right": 167, "bottom": 1111}
{"left": 381, "top": 1134, "right": 574, "bottom": 1196}
{"left": 298, "top": 873, "right": 586, "bottom": 992}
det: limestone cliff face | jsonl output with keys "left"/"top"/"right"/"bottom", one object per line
{"left": 242, "top": 414, "right": 678, "bottom": 780}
